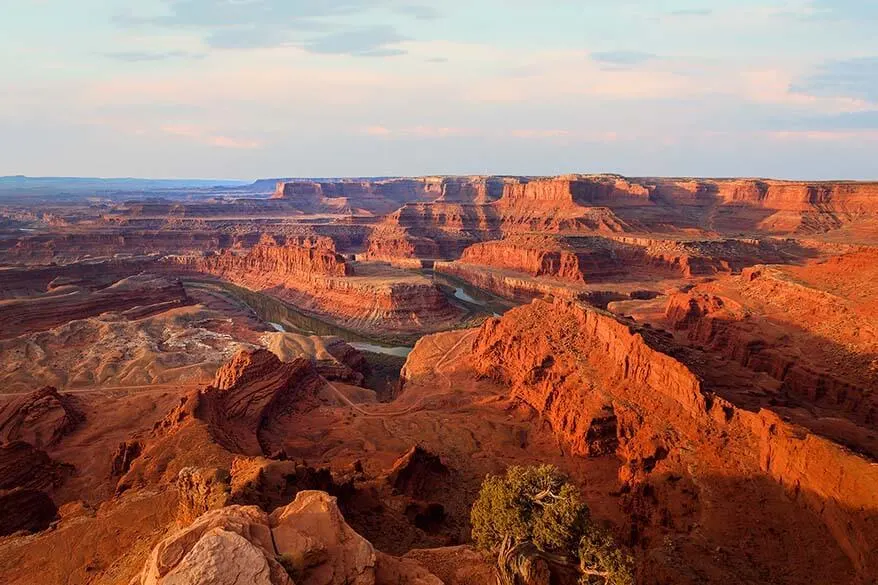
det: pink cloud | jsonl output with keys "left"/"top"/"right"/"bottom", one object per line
{"left": 358, "top": 125, "right": 475, "bottom": 138}
{"left": 161, "top": 124, "right": 262, "bottom": 149}
{"left": 363, "top": 125, "right": 392, "bottom": 136}
{"left": 766, "top": 130, "right": 878, "bottom": 142}
{"left": 509, "top": 129, "right": 571, "bottom": 138}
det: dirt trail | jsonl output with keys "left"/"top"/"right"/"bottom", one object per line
{"left": 0, "top": 384, "right": 200, "bottom": 398}
{"left": 323, "top": 330, "right": 478, "bottom": 418}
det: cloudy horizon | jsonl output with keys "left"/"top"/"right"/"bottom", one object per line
{"left": 3, "top": 0, "right": 877, "bottom": 180}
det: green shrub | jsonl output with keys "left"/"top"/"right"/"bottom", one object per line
{"left": 471, "top": 465, "right": 634, "bottom": 585}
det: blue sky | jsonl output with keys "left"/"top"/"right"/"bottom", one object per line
{"left": 2, "top": 0, "right": 876, "bottom": 179}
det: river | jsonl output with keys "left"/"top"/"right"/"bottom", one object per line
{"left": 184, "top": 271, "right": 515, "bottom": 357}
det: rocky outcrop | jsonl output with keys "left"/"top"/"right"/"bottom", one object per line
{"left": 261, "top": 333, "right": 370, "bottom": 385}
{"left": 386, "top": 446, "right": 450, "bottom": 500}
{"left": 664, "top": 259, "right": 878, "bottom": 426}
{"left": 110, "top": 440, "right": 143, "bottom": 477}
{"left": 437, "top": 177, "right": 506, "bottom": 204}
{"left": 499, "top": 175, "right": 650, "bottom": 208}
{"left": 470, "top": 299, "right": 878, "bottom": 582}
{"left": 202, "top": 349, "right": 328, "bottom": 456}
{"left": 0, "top": 386, "right": 84, "bottom": 448}
{"left": 119, "top": 349, "right": 330, "bottom": 490}
{"left": 0, "top": 441, "right": 69, "bottom": 536}
{"left": 134, "top": 490, "right": 443, "bottom": 585}
{"left": 136, "top": 504, "right": 291, "bottom": 585}
{"left": 228, "top": 457, "right": 341, "bottom": 513}
{"left": 176, "top": 467, "right": 232, "bottom": 525}
{"left": 456, "top": 235, "right": 626, "bottom": 282}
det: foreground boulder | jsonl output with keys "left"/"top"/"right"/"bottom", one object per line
{"left": 135, "top": 490, "right": 443, "bottom": 585}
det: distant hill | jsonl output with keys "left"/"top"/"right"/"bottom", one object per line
{"left": 0, "top": 176, "right": 254, "bottom": 201}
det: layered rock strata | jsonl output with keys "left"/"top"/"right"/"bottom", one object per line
{"left": 470, "top": 298, "right": 878, "bottom": 582}
{"left": 167, "top": 241, "right": 460, "bottom": 336}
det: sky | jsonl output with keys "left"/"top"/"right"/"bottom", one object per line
{"left": 2, "top": 0, "right": 877, "bottom": 180}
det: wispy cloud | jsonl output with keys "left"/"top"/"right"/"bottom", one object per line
{"left": 303, "top": 26, "right": 408, "bottom": 57}
{"left": 359, "top": 125, "right": 475, "bottom": 138}
{"left": 509, "top": 129, "right": 571, "bottom": 138}
{"left": 358, "top": 126, "right": 621, "bottom": 142}
{"left": 363, "top": 125, "right": 392, "bottom": 136}
{"left": 116, "top": 0, "right": 435, "bottom": 55}
{"left": 161, "top": 124, "right": 263, "bottom": 149}
{"left": 590, "top": 51, "right": 659, "bottom": 69}
{"left": 790, "top": 0, "right": 878, "bottom": 21}
{"left": 791, "top": 57, "right": 878, "bottom": 103}
{"left": 766, "top": 129, "right": 878, "bottom": 141}
{"left": 101, "top": 50, "right": 204, "bottom": 62}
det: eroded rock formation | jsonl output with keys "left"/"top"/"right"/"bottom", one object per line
{"left": 470, "top": 298, "right": 878, "bottom": 583}
{"left": 167, "top": 240, "right": 461, "bottom": 337}
{"left": 0, "top": 386, "right": 84, "bottom": 448}
{"left": 134, "top": 490, "right": 443, "bottom": 585}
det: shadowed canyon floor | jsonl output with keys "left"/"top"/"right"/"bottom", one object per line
{"left": 0, "top": 174, "right": 876, "bottom": 584}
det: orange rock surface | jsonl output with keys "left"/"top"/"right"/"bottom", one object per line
{"left": 1, "top": 173, "right": 877, "bottom": 585}
{"left": 167, "top": 240, "right": 462, "bottom": 337}
{"left": 470, "top": 298, "right": 878, "bottom": 583}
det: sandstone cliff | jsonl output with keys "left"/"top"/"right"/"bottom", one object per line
{"left": 664, "top": 250, "right": 878, "bottom": 430}
{"left": 271, "top": 178, "right": 442, "bottom": 215}
{"left": 470, "top": 299, "right": 878, "bottom": 583}
{"left": 649, "top": 178, "right": 878, "bottom": 235}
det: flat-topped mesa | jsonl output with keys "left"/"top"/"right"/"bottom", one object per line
{"left": 499, "top": 175, "right": 651, "bottom": 207}
{"left": 363, "top": 203, "right": 498, "bottom": 261}
{"left": 495, "top": 179, "right": 635, "bottom": 233}
{"left": 179, "top": 239, "right": 351, "bottom": 280}
{"left": 457, "top": 235, "right": 626, "bottom": 282}
{"left": 470, "top": 298, "right": 878, "bottom": 581}
{"left": 437, "top": 176, "right": 507, "bottom": 203}
{"left": 270, "top": 177, "right": 442, "bottom": 215}
{"left": 649, "top": 178, "right": 878, "bottom": 234}
{"left": 710, "top": 179, "right": 878, "bottom": 210}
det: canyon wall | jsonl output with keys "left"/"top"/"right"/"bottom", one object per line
{"left": 470, "top": 299, "right": 878, "bottom": 582}
{"left": 271, "top": 178, "right": 442, "bottom": 215}
{"left": 166, "top": 241, "right": 460, "bottom": 337}
{"left": 664, "top": 253, "right": 878, "bottom": 428}
{"left": 457, "top": 235, "right": 625, "bottom": 282}
{"left": 650, "top": 178, "right": 878, "bottom": 234}
{"left": 436, "top": 235, "right": 812, "bottom": 303}
{"left": 182, "top": 240, "right": 352, "bottom": 279}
